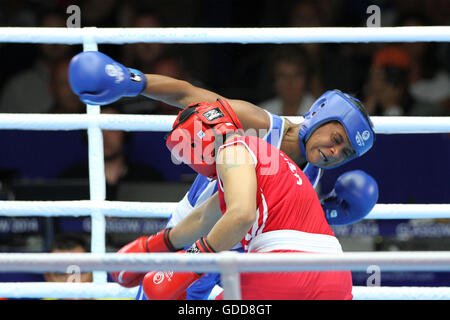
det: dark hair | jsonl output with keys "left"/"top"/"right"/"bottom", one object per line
{"left": 50, "top": 233, "right": 90, "bottom": 252}
{"left": 270, "top": 46, "right": 311, "bottom": 81}
{"left": 383, "top": 66, "right": 409, "bottom": 87}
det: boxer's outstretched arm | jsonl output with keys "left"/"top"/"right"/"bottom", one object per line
{"left": 142, "top": 74, "right": 270, "bottom": 133}
{"left": 68, "top": 51, "right": 270, "bottom": 133}
{"left": 142, "top": 74, "right": 219, "bottom": 108}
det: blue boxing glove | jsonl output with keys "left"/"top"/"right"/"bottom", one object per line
{"left": 321, "top": 170, "right": 378, "bottom": 226}
{"left": 68, "top": 51, "right": 147, "bottom": 105}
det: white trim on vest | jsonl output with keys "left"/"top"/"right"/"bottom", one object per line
{"left": 247, "top": 229, "right": 343, "bottom": 254}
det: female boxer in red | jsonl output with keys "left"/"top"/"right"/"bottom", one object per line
{"left": 142, "top": 99, "right": 353, "bottom": 300}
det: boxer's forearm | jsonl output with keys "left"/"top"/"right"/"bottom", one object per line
{"left": 169, "top": 193, "right": 222, "bottom": 249}
{"left": 142, "top": 74, "right": 271, "bottom": 135}
{"left": 142, "top": 74, "right": 222, "bottom": 108}
{"left": 206, "top": 207, "right": 255, "bottom": 252}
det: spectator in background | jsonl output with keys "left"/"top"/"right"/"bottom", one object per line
{"left": 259, "top": 46, "right": 315, "bottom": 116}
{"left": 121, "top": 11, "right": 165, "bottom": 74}
{"left": 148, "top": 54, "right": 194, "bottom": 115}
{"left": 397, "top": 13, "right": 450, "bottom": 113}
{"left": 48, "top": 58, "right": 85, "bottom": 114}
{"left": 287, "top": 0, "right": 325, "bottom": 97}
{"left": 0, "top": 0, "right": 40, "bottom": 88}
{"left": 364, "top": 45, "right": 442, "bottom": 116}
{"left": 58, "top": 105, "right": 164, "bottom": 200}
{"left": 0, "top": 0, "right": 38, "bottom": 27}
{"left": 284, "top": 0, "right": 370, "bottom": 95}
{"left": 0, "top": 233, "right": 92, "bottom": 300}
{"left": 0, "top": 11, "right": 73, "bottom": 113}
{"left": 77, "top": 0, "right": 119, "bottom": 27}
{"left": 118, "top": 11, "right": 168, "bottom": 114}
{"left": 43, "top": 233, "right": 92, "bottom": 283}
{"left": 121, "top": 52, "right": 196, "bottom": 115}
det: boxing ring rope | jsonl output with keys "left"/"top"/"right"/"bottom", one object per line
{"left": 0, "top": 26, "right": 449, "bottom": 300}
{"left": 1, "top": 26, "right": 450, "bottom": 43}
{"left": 0, "top": 114, "right": 449, "bottom": 133}
{"left": 0, "top": 252, "right": 450, "bottom": 300}
{"left": 0, "top": 201, "right": 449, "bottom": 220}
{"left": 1, "top": 282, "right": 449, "bottom": 300}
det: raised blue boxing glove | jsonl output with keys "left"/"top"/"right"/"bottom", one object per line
{"left": 68, "top": 51, "right": 147, "bottom": 105}
{"left": 321, "top": 170, "right": 378, "bottom": 226}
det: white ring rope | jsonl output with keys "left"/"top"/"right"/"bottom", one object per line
{"left": 0, "top": 114, "right": 175, "bottom": 132}
{"left": 1, "top": 252, "right": 449, "bottom": 273}
{"left": 0, "top": 283, "right": 138, "bottom": 300}
{"left": 0, "top": 114, "right": 449, "bottom": 133}
{"left": 1, "top": 25, "right": 449, "bottom": 300}
{"left": 351, "top": 286, "right": 450, "bottom": 300}
{"left": 0, "top": 201, "right": 449, "bottom": 219}
{"left": 0, "top": 26, "right": 450, "bottom": 44}
{"left": 0, "top": 252, "right": 449, "bottom": 300}
{"left": 0, "top": 283, "right": 449, "bottom": 300}
{"left": 0, "top": 200, "right": 176, "bottom": 218}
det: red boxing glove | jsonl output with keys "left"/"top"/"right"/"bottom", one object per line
{"left": 110, "top": 229, "right": 177, "bottom": 288}
{"left": 143, "top": 237, "right": 215, "bottom": 300}
{"left": 143, "top": 271, "right": 201, "bottom": 300}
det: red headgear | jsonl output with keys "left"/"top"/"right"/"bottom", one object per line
{"left": 166, "top": 99, "right": 243, "bottom": 178}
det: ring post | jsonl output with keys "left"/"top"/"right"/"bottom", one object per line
{"left": 82, "top": 27, "right": 107, "bottom": 284}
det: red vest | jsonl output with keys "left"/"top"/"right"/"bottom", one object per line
{"left": 216, "top": 136, "right": 335, "bottom": 252}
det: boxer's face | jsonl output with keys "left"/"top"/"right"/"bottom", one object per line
{"left": 305, "top": 121, "right": 356, "bottom": 168}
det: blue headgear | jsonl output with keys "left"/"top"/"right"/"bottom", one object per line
{"left": 298, "top": 90, "right": 375, "bottom": 169}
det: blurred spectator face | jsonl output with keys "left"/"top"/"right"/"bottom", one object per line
{"left": 369, "top": 46, "right": 411, "bottom": 96}
{"left": 102, "top": 108, "right": 125, "bottom": 158}
{"left": 289, "top": 1, "right": 322, "bottom": 27}
{"left": 369, "top": 65, "right": 407, "bottom": 111}
{"left": 49, "top": 60, "right": 84, "bottom": 113}
{"left": 44, "top": 245, "right": 93, "bottom": 283}
{"left": 154, "top": 58, "right": 184, "bottom": 78}
{"left": 400, "top": 17, "right": 426, "bottom": 61}
{"left": 367, "top": 46, "right": 411, "bottom": 115}
{"left": 424, "top": 0, "right": 450, "bottom": 25}
{"left": 39, "top": 14, "right": 71, "bottom": 62}
{"left": 369, "top": 65, "right": 385, "bottom": 95}
{"left": 274, "top": 59, "right": 307, "bottom": 103}
{"left": 152, "top": 57, "right": 186, "bottom": 114}
{"left": 133, "top": 14, "right": 163, "bottom": 66}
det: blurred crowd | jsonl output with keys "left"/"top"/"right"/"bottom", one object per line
{"left": 0, "top": 0, "right": 449, "bottom": 118}
{"left": 0, "top": 0, "right": 449, "bottom": 256}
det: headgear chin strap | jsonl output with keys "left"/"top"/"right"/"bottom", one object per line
{"left": 298, "top": 90, "right": 375, "bottom": 169}
{"left": 166, "top": 98, "right": 244, "bottom": 178}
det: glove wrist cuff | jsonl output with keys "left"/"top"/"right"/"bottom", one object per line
{"left": 187, "top": 237, "right": 216, "bottom": 254}
{"left": 125, "top": 68, "right": 147, "bottom": 97}
{"left": 186, "top": 237, "right": 215, "bottom": 276}
{"left": 146, "top": 228, "right": 179, "bottom": 252}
